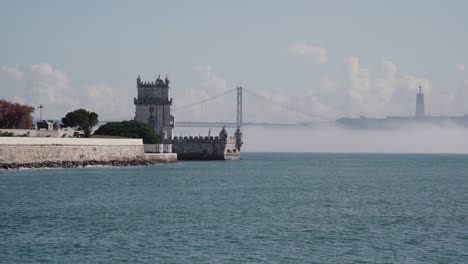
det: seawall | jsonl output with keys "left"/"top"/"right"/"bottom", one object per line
{"left": 0, "top": 137, "right": 176, "bottom": 168}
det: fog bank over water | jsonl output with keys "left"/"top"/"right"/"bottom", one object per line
{"left": 174, "top": 124, "right": 468, "bottom": 154}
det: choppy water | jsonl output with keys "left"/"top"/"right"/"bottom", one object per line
{"left": 1, "top": 153, "right": 467, "bottom": 263}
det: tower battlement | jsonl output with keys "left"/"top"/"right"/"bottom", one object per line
{"left": 136, "top": 75, "right": 170, "bottom": 88}
{"left": 170, "top": 127, "right": 242, "bottom": 160}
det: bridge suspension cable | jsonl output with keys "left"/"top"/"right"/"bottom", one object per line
{"left": 172, "top": 88, "right": 236, "bottom": 111}
{"left": 242, "top": 87, "right": 330, "bottom": 121}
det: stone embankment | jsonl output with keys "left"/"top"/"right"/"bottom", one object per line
{"left": 0, "top": 137, "right": 177, "bottom": 170}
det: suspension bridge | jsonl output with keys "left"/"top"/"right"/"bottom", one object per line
{"left": 98, "top": 86, "right": 330, "bottom": 128}
{"left": 173, "top": 86, "right": 330, "bottom": 128}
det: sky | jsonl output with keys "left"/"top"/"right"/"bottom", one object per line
{"left": 1, "top": 0, "right": 468, "bottom": 123}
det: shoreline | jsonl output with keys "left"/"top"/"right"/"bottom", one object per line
{"left": 0, "top": 159, "right": 168, "bottom": 170}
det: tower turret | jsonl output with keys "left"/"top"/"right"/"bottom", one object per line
{"left": 165, "top": 76, "right": 170, "bottom": 87}
{"left": 415, "top": 85, "right": 425, "bottom": 118}
{"left": 234, "top": 126, "right": 243, "bottom": 150}
{"left": 219, "top": 126, "right": 228, "bottom": 142}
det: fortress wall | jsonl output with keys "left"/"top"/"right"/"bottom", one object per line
{"left": 171, "top": 138, "right": 240, "bottom": 160}
{"left": 0, "top": 137, "right": 145, "bottom": 164}
{"left": 171, "top": 136, "right": 239, "bottom": 154}
{"left": 172, "top": 140, "right": 223, "bottom": 155}
{"left": 0, "top": 129, "right": 77, "bottom": 138}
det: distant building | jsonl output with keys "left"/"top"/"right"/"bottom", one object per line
{"left": 336, "top": 85, "right": 468, "bottom": 129}
{"left": 415, "top": 86, "right": 425, "bottom": 117}
{"left": 134, "top": 75, "right": 174, "bottom": 139}
{"left": 36, "top": 121, "right": 54, "bottom": 130}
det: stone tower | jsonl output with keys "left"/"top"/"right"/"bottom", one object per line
{"left": 134, "top": 75, "right": 174, "bottom": 139}
{"left": 415, "top": 85, "right": 425, "bottom": 118}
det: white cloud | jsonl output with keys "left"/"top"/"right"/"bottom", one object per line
{"left": 82, "top": 83, "right": 132, "bottom": 120}
{"left": 173, "top": 60, "right": 445, "bottom": 127}
{"left": 448, "top": 79, "right": 468, "bottom": 115}
{"left": 456, "top": 63, "right": 465, "bottom": 73}
{"left": 3, "top": 59, "right": 467, "bottom": 128}
{"left": 345, "top": 56, "right": 371, "bottom": 113}
{"left": 173, "top": 65, "right": 339, "bottom": 127}
{"left": 381, "top": 60, "right": 397, "bottom": 78}
{"left": 1, "top": 65, "right": 23, "bottom": 80}
{"left": 0, "top": 63, "right": 132, "bottom": 121}
{"left": 312, "top": 77, "right": 348, "bottom": 117}
{"left": 189, "top": 66, "right": 341, "bottom": 123}
{"left": 172, "top": 65, "right": 232, "bottom": 123}
{"left": 289, "top": 42, "right": 328, "bottom": 64}
{"left": 340, "top": 56, "right": 468, "bottom": 117}
{"left": 28, "top": 63, "right": 78, "bottom": 119}
{"left": 343, "top": 57, "right": 439, "bottom": 117}
{"left": 194, "top": 65, "right": 228, "bottom": 91}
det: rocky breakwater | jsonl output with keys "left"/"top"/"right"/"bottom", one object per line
{"left": 1, "top": 159, "right": 164, "bottom": 170}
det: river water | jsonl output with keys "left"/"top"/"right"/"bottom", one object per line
{"left": 1, "top": 153, "right": 467, "bottom": 263}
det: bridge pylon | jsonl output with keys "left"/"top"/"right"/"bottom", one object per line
{"left": 237, "top": 86, "right": 243, "bottom": 127}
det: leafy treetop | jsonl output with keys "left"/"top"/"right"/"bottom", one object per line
{"left": 61, "top": 109, "right": 98, "bottom": 137}
{"left": 93, "top": 120, "right": 162, "bottom": 144}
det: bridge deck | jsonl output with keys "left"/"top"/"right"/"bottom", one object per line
{"left": 175, "top": 122, "right": 312, "bottom": 128}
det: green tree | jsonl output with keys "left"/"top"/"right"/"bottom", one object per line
{"left": 61, "top": 109, "right": 98, "bottom": 137}
{"left": 93, "top": 120, "right": 162, "bottom": 144}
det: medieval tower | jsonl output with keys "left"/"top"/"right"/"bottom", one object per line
{"left": 415, "top": 85, "right": 425, "bottom": 118}
{"left": 134, "top": 75, "right": 174, "bottom": 139}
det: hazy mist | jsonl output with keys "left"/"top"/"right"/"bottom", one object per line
{"left": 174, "top": 124, "right": 468, "bottom": 154}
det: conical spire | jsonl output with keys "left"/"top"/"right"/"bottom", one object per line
{"left": 219, "top": 126, "right": 228, "bottom": 141}
{"left": 234, "top": 126, "right": 243, "bottom": 150}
